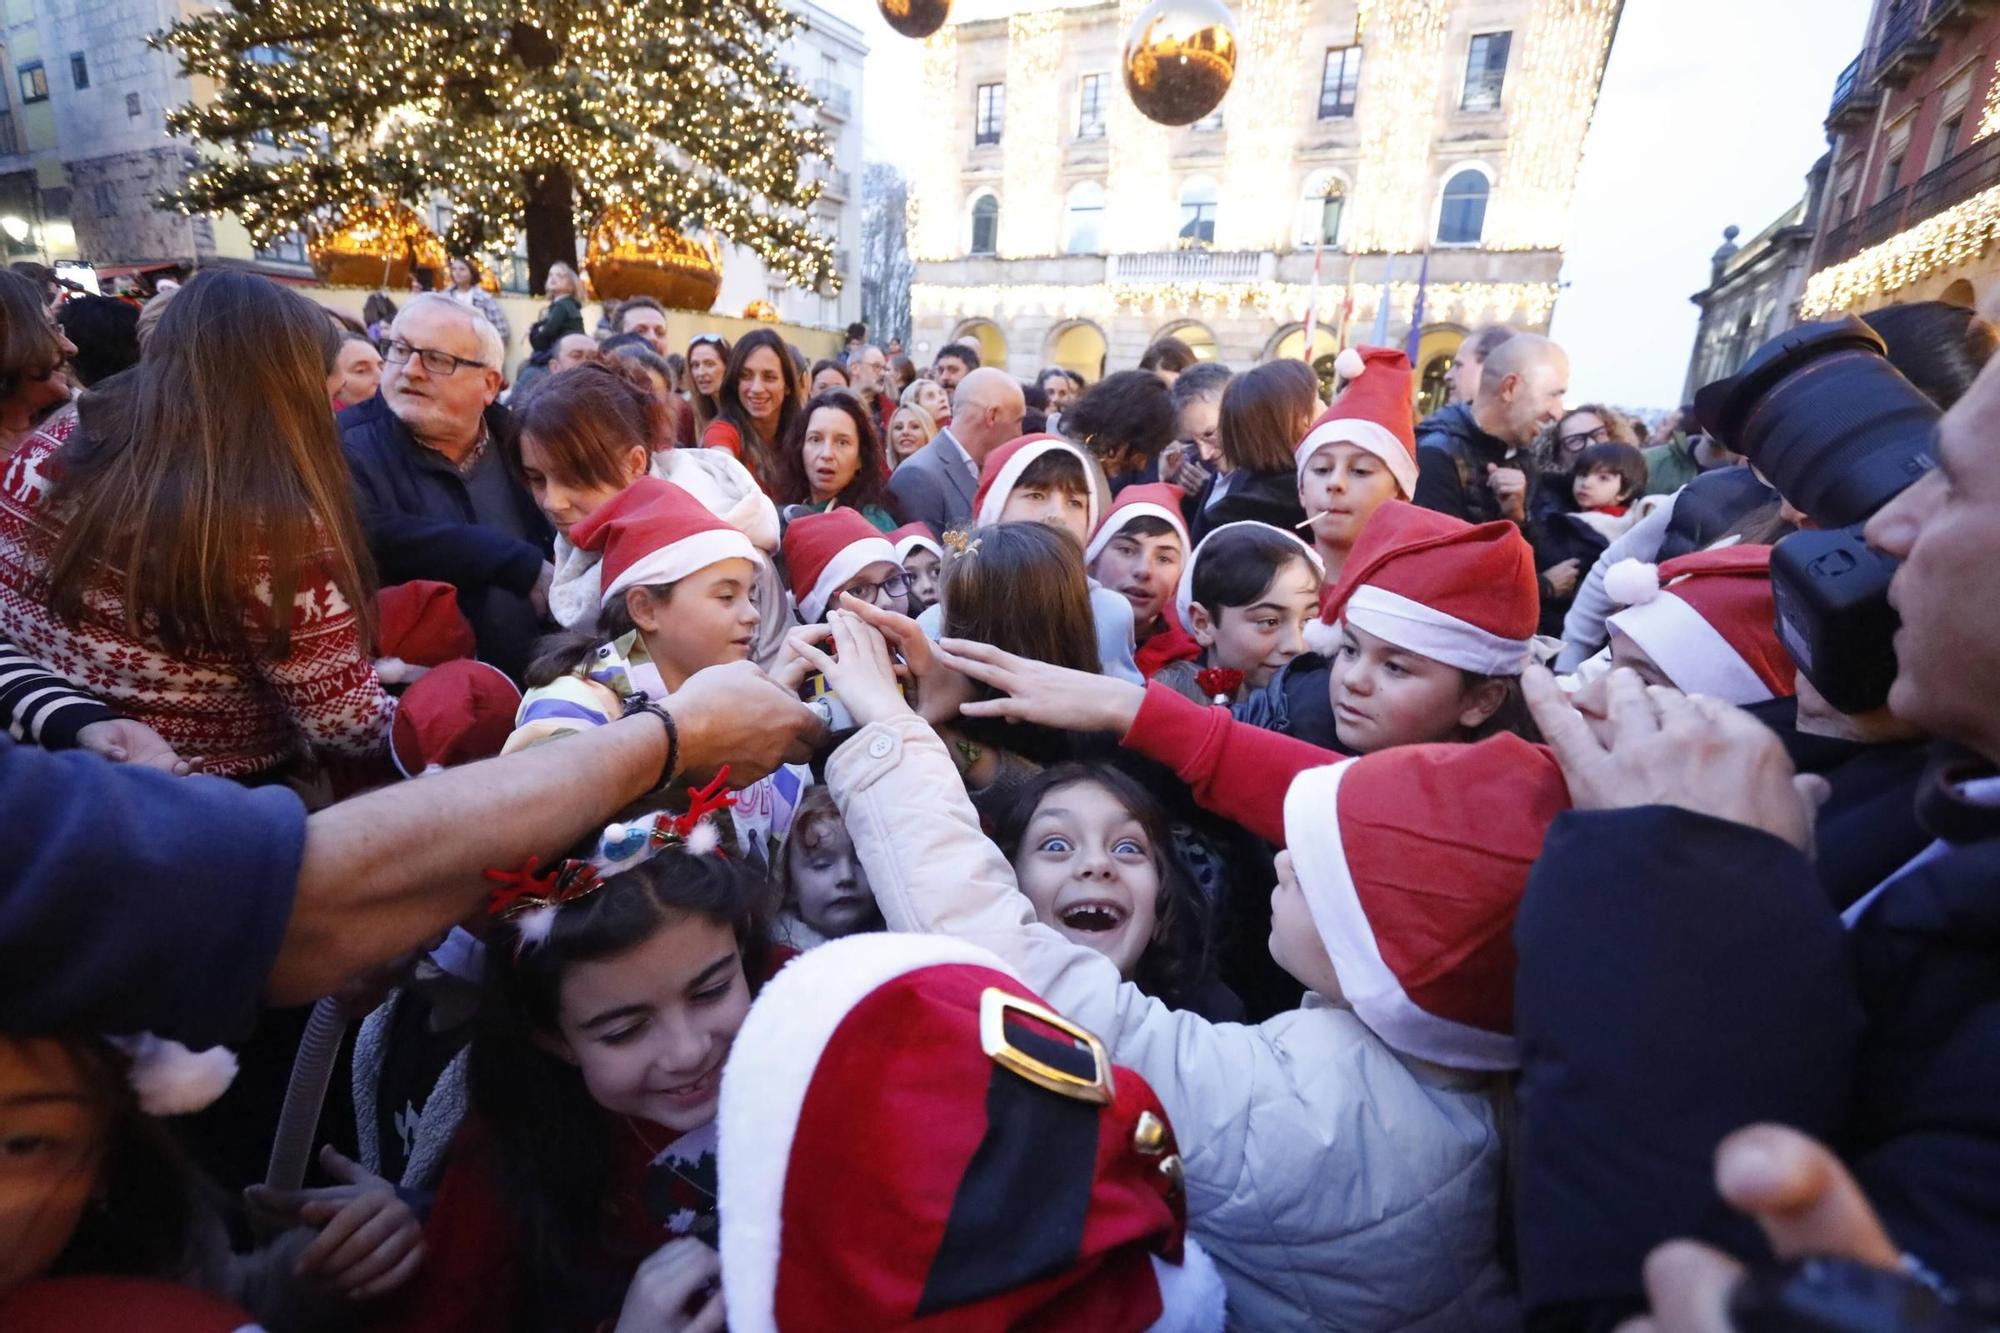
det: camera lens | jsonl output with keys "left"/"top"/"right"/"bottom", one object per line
{"left": 1694, "top": 315, "right": 1939, "bottom": 529}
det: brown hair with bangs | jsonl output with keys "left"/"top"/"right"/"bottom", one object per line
{"left": 1217, "top": 359, "right": 1320, "bottom": 474}
{"left": 0, "top": 267, "right": 63, "bottom": 409}
{"left": 510, "top": 359, "right": 664, "bottom": 492}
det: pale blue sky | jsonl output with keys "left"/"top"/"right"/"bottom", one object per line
{"left": 823, "top": 0, "right": 1876, "bottom": 410}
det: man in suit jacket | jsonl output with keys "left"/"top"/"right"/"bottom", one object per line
{"left": 888, "top": 367, "right": 1025, "bottom": 533}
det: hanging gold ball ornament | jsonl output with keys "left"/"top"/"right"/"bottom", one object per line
{"left": 878, "top": 0, "right": 951, "bottom": 40}
{"left": 306, "top": 201, "right": 448, "bottom": 290}
{"left": 584, "top": 202, "right": 724, "bottom": 313}
{"left": 1122, "top": 0, "right": 1238, "bottom": 127}
{"left": 742, "top": 300, "right": 779, "bottom": 322}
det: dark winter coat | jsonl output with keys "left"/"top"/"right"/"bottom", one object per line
{"left": 1654, "top": 465, "right": 1775, "bottom": 562}
{"left": 1184, "top": 467, "right": 1309, "bottom": 545}
{"left": 1229, "top": 652, "right": 1347, "bottom": 754}
{"left": 1412, "top": 403, "right": 1540, "bottom": 530}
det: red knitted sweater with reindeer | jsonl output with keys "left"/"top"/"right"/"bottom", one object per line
{"left": 0, "top": 409, "right": 393, "bottom": 777}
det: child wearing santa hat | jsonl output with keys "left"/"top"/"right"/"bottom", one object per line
{"left": 1153, "top": 521, "right": 1324, "bottom": 707}
{"left": 1085, "top": 482, "right": 1194, "bottom": 678}
{"left": 887, "top": 522, "right": 943, "bottom": 616}
{"left": 1295, "top": 346, "right": 1419, "bottom": 582}
{"left": 798, "top": 614, "right": 1567, "bottom": 1331}
{"left": 781, "top": 507, "right": 906, "bottom": 623}
{"left": 507, "top": 476, "right": 806, "bottom": 856}
{"left": 1582, "top": 545, "right": 1796, "bottom": 709}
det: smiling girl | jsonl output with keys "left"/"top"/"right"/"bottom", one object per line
{"left": 773, "top": 390, "right": 899, "bottom": 531}
{"left": 1292, "top": 347, "right": 1419, "bottom": 583}
{"left": 1155, "top": 521, "right": 1324, "bottom": 706}
{"left": 702, "top": 328, "right": 802, "bottom": 498}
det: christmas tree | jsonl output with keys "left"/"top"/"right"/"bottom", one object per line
{"left": 153, "top": 0, "right": 835, "bottom": 294}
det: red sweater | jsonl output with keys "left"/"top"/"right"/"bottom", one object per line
{"left": 1119, "top": 682, "right": 1342, "bottom": 846}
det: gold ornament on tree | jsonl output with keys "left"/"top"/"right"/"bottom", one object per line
{"left": 878, "top": 0, "right": 951, "bottom": 40}
{"left": 742, "top": 300, "right": 779, "bottom": 322}
{"left": 306, "top": 201, "right": 448, "bottom": 290}
{"left": 584, "top": 201, "right": 724, "bottom": 313}
{"left": 1122, "top": 0, "right": 1238, "bottom": 127}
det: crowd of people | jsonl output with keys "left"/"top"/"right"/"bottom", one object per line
{"left": 0, "top": 248, "right": 1995, "bottom": 1333}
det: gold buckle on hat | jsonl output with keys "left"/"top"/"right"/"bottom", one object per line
{"left": 978, "top": 988, "right": 1115, "bottom": 1105}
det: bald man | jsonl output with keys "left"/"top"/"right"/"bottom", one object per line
{"left": 1413, "top": 332, "right": 1569, "bottom": 529}
{"left": 887, "top": 366, "right": 1026, "bottom": 532}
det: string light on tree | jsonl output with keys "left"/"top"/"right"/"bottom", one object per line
{"left": 912, "top": 278, "right": 1559, "bottom": 328}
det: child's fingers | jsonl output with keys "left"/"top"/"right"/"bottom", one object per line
{"left": 934, "top": 647, "right": 1011, "bottom": 691}
{"left": 792, "top": 638, "right": 836, "bottom": 676}
{"left": 347, "top": 1244, "right": 425, "bottom": 1301}
{"left": 243, "top": 1183, "right": 311, "bottom": 1218}
{"left": 307, "top": 1203, "right": 410, "bottom": 1283}
{"left": 956, "top": 697, "right": 1024, "bottom": 720}
{"left": 329, "top": 1226, "right": 420, "bottom": 1294}
{"left": 318, "top": 1144, "right": 369, "bottom": 1185}
{"left": 294, "top": 1194, "right": 389, "bottom": 1275}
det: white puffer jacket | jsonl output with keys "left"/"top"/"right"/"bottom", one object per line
{"left": 827, "top": 715, "right": 1516, "bottom": 1333}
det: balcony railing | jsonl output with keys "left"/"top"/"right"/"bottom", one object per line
{"left": 812, "top": 81, "right": 852, "bottom": 118}
{"left": 1108, "top": 250, "right": 1269, "bottom": 283}
{"left": 808, "top": 164, "right": 850, "bottom": 198}
{"left": 1818, "top": 132, "right": 2000, "bottom": 267}
{"left": 1828, "top": 54, "right": 1863, "bottom": 115}
{"left": 1874, "top": 0, "right": 1940, "bottom": 85}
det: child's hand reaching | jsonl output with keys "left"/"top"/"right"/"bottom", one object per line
{"left": 769, "top": 622, "right": 835, "bottom": 694}
{"left": 789, "top": 609, "right": 915, "bottom": 728}
{"left": 937, "top": 638, "right": 1148, "bottom": 736}
{"left": 243, "top": 1145, "right": 425, "bottom": 1302}
{"left": 613, "top": 1238, "right": 724, "bottom": 1333}
{"left": 836, "top": 593, "right": 975, "bottom": 726}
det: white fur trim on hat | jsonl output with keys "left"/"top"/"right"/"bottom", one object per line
{"left": 893, "top": 531, "right": 943, "bottom": 563}
{"left": 1293, "top": 418, "right": 1419, "bottom": 499}
{"left": 1085, "top": 501, "right": 1190, "bottom": 566}
{"left": 1145, "top": 1238, "right": 1228, "bottom": 1333}
{"left": 107, "top": 1034, "right": 240, "bottom": 1116}
{"left": 719, "top": 933, "right": 1021, "bottom": 1333}
{"left": 1173, "top": 521, "right": 1324, "bottom": 629}
{"left": 601, "top": 526, "right": 759, "bottom": 607}
{"left": 1343, "top": 584, "right": 1532, "bottom": 676}
{"left": 1608, "top": 593, "right": 1774, "bottom": 706}
{"left": 801, "top": 534, "right": 899, "bottom": 622}
{"left": 1334, "top": 346, "right": 1366, "bottom": 381}
{"left": 977, "top": 438, "right": 1100, "bottom": 529}
{"left": 1282, "top": 763, "right": 1520, "bottom": 1070}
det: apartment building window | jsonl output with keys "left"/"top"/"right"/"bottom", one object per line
{"left": 17, "top": 62, "right": 47, "bottom": 105}
{"left": 1319, "top": 45, "right": 1362, "bottom": 119}
{"left": 1078, "top": 72, "right": 1106, "bottom": 139}
{"left": 1178, "top": 177, "right": 1218, "bottom": 246}
{"left": 1460, "top": 32, "right": 1511, "bottom": 112}
{"left": 969, "top": 192, "right": 999, "bottom": 255}
{"left": 1878, "top": 118, "right": 1913, "bottom": 202}
{"left": 1436, "top": 168, "right": 1491, "bottom": 245}
{"left": 0, "top": 112, "right": 16, "bottom": 156}
{"left": 975, "top": 82, "right": 1004, "bottom": 146}
{"left": 254, "top": 230, "right": 307, "bottom": 264}
{"left": 69, "top": 53, "right": 87, "bottom": 90}
{"left": 125, "top": 91, "right": 140, "bottom": 117}
{"left": 1926, "top": 63, "right": 1977, "bottom": 173}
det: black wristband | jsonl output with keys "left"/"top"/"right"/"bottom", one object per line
{"left": 624, "top": 698, "right": 678, "bottom": 792}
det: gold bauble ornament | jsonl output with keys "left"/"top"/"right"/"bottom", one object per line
{"left": 1122, "top": 0, "right": 1238, "bottom": 127}
{"left": 878, "top": 0, "right": 951, "bottom": 40}
{"left": 306, "top": 201, "right": 448, "bottom": 290}
{"left": 584, "top": 202, "right": 724, "bottom": 313}
{"left": 743, "top": 300, "right": 779, "bottom": 322}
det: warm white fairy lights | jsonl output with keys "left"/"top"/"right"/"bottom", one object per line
{"left": 1105, "top": 0, "right": 1177, "bottom": 252}
{"left": 1344, "top": 0, "right": 1451, "bottom": 254}
{"left": 912, "top": 277, "right": 1559, "bottom": 328}
{"left": 910, "top": 26, "right": 962, "bottom": 261}
{"left": 999, "top": 9, "right": 1065, "bottom": 258}
{"left": 1484, "top": 0, "right": 1622, "bottom": 250}
{"left": 1801, "top": 182, "right": 2000, "bottom": 315}
{"left": 1979, "top": 58, "right": 2000, "bottom": 140}
{"left": 1217, "top": 0, "right": 1309, "bottom": 253}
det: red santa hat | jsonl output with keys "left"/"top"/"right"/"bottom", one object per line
{"left": 1084, "top": 482, "right": 1189, "bottom": 565}
{"left": 1303, "top": 501, "right": 1539, "bottom": 673}
{"left": 373, "top": 579, "right": 476, "bottom": 685}
{"left": 0, "top": 1277, "right": 262, "bottom": 1332}
{"left": 782, "top": 508, "right": 900, "bottom": 622}
{"left": 1172, "top": 520, "right": 1324, "bottom": 629}
{"left": 1282, "top": 734, "right": 1571, "bottom": 1070}
{"left": 571, "top": 476, "right": 759, "bottom": 608}
{"left": 971, "top": 433, "right": 1102, "bottom": 530}
{"left": 1605, "top": 545, "right": 1795, "bottom": 704}
{"left": 887, "top": 521, "right": 944, "bottom": 564}
{"left": 390, "top": 658, "right": 524, "bottom": 777}
{"left": 718, "top": 933, "right": 1225, "bottom": 1333}
{"left": 1294, "top": 347, "right": 1418, "bottom": 498}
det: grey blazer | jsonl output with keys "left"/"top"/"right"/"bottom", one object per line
{"left": 888, "top": 428, "right": 978, "bottom": 534}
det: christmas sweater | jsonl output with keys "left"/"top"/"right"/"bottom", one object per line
{"left": 0, "top": 411, "right": 393, "bottom": 777}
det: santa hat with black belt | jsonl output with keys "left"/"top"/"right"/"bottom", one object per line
{"left": 783, "top": 508, "right": 900, "bottom": 622}
{"left": 1604, "top": 545, "right": 1795, "bottom": 704}
{"left": 1294, "top": 347, "right": 1419, "bottom": 498}
{"left": 1084, "top": 482, "right": 1189, "bottom": 566}
{"left": 971, "top": 433, "right": 1103, "bottom": 530}
{"left": 887, "top": 521, "right": 944, "bottom": 565}
{"left": 1282, "top": 734, "right": 1571, "bottom": 1070}
{"left": 571, "top": 476, "right": 759, "bottom": 609}
{"left": 1301, "top": 500, "right": 1539, "bottom": 670}
{"left": 718, "top": 933, "right": 1225, "bottom": 1333}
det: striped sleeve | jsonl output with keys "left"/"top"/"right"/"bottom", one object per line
{"left": 0, "top": 638, "right": 115, "bottom": 750}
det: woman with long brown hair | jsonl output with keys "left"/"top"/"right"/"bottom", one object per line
{"left": 700, "top": 327, "right": 802, "bottom": 498}
{"left": 684, "top": 332, "right": 731, "bottom": 433}
{"left": 1185, "top": 358, "right": 1319, "bottom": 543}
{"left": 0, "top": 269, "right": 392, "bottom": 780}
{"left": 772, "top": 389, "right": 900, "bottom": 530}
{"left": 0, "top": 268, "right": 76, "bottom": 459}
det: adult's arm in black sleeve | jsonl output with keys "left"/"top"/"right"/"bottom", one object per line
{"left": 347, "top": 464, "right": 545, "bottom": 595}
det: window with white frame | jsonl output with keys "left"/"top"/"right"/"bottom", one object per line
{"left": 975, "top": 83, "right": 1005, "bottom": 146}
{"left": 1298, "top": 174, "right": 1347, "bottom": 247}
{"left": 1319, "top": 46, "right": 1362, "bottom": 118}
{"left": 969, "top": 192, "right": 1000, "bottom": 255}
{"left": 1064, "top": 181, "right": 1105, "bottom": 253}
{"left": 1436, "top": 168, "right": 1490, "bottom": 245}
{"left": 1460, "top": 32, "right": 1511, "bottom": 112}
{"left": 1078, "top": 73, "right": 1106, "bottom": 139}
{"left": 1178, "top": 177, "right": 1218, "bottom": 246}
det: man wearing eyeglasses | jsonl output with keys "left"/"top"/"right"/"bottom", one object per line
{"left": 339, "top": 293, "right": 554, "bottom": 682}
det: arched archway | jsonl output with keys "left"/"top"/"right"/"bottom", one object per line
{"left": 1942, "top": 278, "right": 1977, "bottom": 308}
{"left": 1156, "top": 319, "right": 1217, "bottom": 361}
{"left": 1045, "top": 319, "right": 1108, "bottom": 381}
{"left": 952, "top": 318, "right": 1008, "bottom": 372}
{"left": 1265, "top": 322, "right": 1340, "bottom": 364}
{"left": 1413, "top": 325, "right": 1466, "bottom": 417}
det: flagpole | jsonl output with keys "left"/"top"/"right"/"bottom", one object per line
{"left": 1404, "top": 243, "right": 1433, "bottom": 364}
{"left": 1302, "top": 223, "right": 1325, "bottom": 363}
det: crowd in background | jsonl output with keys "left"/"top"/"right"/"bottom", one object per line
{"left": 0, "top": 249, "right": 1995, "bottom": 1333}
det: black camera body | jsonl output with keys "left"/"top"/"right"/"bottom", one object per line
{"left": 1695, "top": 316, "right": 1939, "bottom": 714}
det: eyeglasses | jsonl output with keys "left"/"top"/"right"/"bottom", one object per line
{"left": 384, "top": 339, "right": 487, "bottom": 376}
{"left": 843, "top": 570, "right": 909, "bottom": 605}
{"left": 1559, "top": 424, "right": 1612, "bottom": 451}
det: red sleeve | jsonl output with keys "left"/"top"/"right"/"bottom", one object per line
{"left": 1119, "top": 681, "right": 1341, "bottom": 847}
{"left": 367, "top": 1130, "right": 517, "bottom": 1333}
{"left": 701, "top": 419, "right": 741, "bottom": 458}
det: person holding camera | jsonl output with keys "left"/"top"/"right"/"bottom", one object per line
{"left": 1511, "top": 317, "right": 2000, "bottom": 1331}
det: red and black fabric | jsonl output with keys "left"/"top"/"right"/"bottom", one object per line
{"left": 0, "top": 1277, "right": 262, "bottom": 1331}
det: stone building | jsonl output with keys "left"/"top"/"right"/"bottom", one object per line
{"left": 907, "top": 0, "right": 1622, "bottom": 408}
{"left": 1683, "top": 155, "right": 1829, "bottom": 401}
{"left": 1805, "top": 0, "right": 2000, "bottom": 320}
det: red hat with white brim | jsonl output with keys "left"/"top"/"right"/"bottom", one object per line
{"left": 718, "top": 933, "right": 1225, "bottom": 1333}
{"left": 390, "top": 658, "right": 523, "bottom": 777}
{"left": 971, "top": 433, "right": 1102, "bottom": 530}
{"left": 886, "top": 521, "right": 944, "bottom": 563}
{"left": 1084, "top": 482, "right": 1189, "bottom": 565}
{"left": 572, "top": 476, "right": 758, "bottom": 608}
{"left": 1172, "top": 520, "right": 1324, "bottom": 629}
{"left": 782, "top": 508, "right": 900, "bottom": 622}
{"left": 1294, "top": 346, "right": 1419, "bottom": 498}
{"left": 1605, "top": 544, "right": 1795, "bottom": 704}
{"left": 1282, "top": 735, "right": 1571, "bottom": 1070}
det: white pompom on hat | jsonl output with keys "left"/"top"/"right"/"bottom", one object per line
{"left": 106, "top": 1034, "right": 239, "bottom": 1116}
{"left": 1293, "top": 346, "right": 1420, "bottom": 498}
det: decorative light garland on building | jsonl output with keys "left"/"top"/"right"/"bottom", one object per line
{"left": 912, "top": 277, "right": 1559, "bottom": 328}
{"left": 1344, "top": 0, "right": 1451, "bottom": 254}
{"left": 1217, "top": 0, "right": 1309, "bottom": 253}
{"left": 1485, "top": 0, "right": 1623, "bottom": 251}
{"left": 1105, "top": 0, "right": 1178, "bottom": 252}
{"left": 1980, "top": 57, "right": 2000, "bottom": 140}
{"left": 1801, "top": 181, "right": 2000, "bottom": 315}
{"left": 910, "top": 26, "right": 962, "bottom": 261}
{"left": 1000, "top": 9, "right": 1065, "bottom": 258}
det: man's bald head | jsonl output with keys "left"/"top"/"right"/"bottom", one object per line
{"left": 1476, "top": 333, "right": 1570, "bottom": 449}
{"left": 952, "top": 367, "right": 1027, "bottom": 461}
